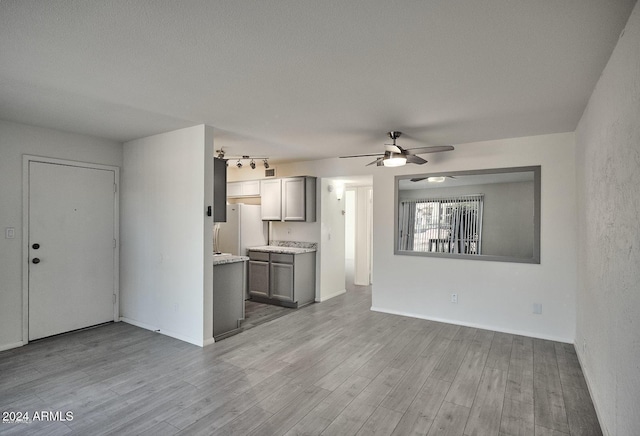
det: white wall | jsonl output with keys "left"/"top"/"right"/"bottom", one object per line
{"left": 121, "top": 125, "right": 213, "bottom": 346}
{"left": 575, "top": 3, "right": 640, "bottom": 435}
{"left": 228, "top": 132, "right": 577, "bottom": 342}
{"left": 0, "top": 119, "right": 123, "bottom": 351}
{"left": 374, "top": 133, "right": 576, "bottom": 342}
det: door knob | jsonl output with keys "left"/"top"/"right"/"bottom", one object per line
{"left": 32, "top": 258, "right": 40, "bottom": 264}
{"left": 32, "top": 243, "right": 40, "bottom": 250}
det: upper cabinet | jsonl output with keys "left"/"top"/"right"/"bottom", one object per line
{"left": 227, "top": 180, "right": 261, "bottom": 198}
{"left": 260, "top": 179, "right": 283, "bottom": 220}
{"left": 213, "top": 158, "right": 227, "bottom": 222}
{"left": 260, "top": 176, "right": 316, "bottom": 222}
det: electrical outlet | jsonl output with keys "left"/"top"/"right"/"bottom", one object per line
{"left": 451, "top": 293, "right": 458, "bottom": 304}
{"left": 5, "top": 227, "right": 15, "bottom": 239}
{"left": 533, "top": 303, "right": 542, "bottom": 314}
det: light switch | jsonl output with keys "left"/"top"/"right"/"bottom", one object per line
{"left": 5, "top": 227, "right": 15, "bottom": 239}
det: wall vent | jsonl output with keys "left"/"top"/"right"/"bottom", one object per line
{"left": 265, "top": 168, "right": 276, "bottom": 178}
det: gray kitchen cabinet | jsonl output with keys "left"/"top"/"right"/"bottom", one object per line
{"left": 213, "top": 260, "right": 245, "bottom": 340}
{"left": 260, "top": 176, "right": 316, "bottom": 222}
{"left": 248, "top": 250, "right": 315, "bottom": 308}
{"left": 213, "top": 157, "right": 227, "bottom": 222}
{"left": 270, "top": 255, "right": 295, "bottom": 302}
{"left": 248, "top": 258, "right": 270, "bottom": 298}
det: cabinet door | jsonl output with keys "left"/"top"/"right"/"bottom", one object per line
{"left": 260, "top": 179, "right": 282, "bottom": 220}
{"left": 248, "top": 260, "right": 270, "bottom": 298}
{"left": 270, "top": 262, "right": 294, "bottom": 302}
{"left": 282, "top": 177, "right": 305, "bottom": 221}
{"left": 227, "top": 182, "right": 243, "bottom": 197}
{"left": 213, "top": 158, "right": 227, "bottom": 222}
{"left": 243, "top": 180, "right": 261, "bottom": 196}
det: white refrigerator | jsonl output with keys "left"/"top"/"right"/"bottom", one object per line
{"left": 214, "top": 204, "right": 267, "bottom": 256}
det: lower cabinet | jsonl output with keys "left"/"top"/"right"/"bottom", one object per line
{"left": 213, "top": 261, "right": 246, "bottom": 340}
{"left": 248, "top": 250, "right": 315, "bottom": 308}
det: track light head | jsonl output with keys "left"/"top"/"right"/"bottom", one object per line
{"left": 236, "top": 160, "right": 242, "bottom": 168}
{"left": 263, "top": 159, "right": 270, "bottom": 169}
{"left": 250, "top": 159, "right": 256, "bottom": 169}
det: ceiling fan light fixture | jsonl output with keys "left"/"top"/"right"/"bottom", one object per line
{"left": 383, "top": 154, "right": 407, "bottom": 167}
{"left": 427, "top": 176, "right": 446, "bottom": 183}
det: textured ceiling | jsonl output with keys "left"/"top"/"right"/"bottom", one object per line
{"left": 0, "top": 1, "right": 636, "bottom": 162}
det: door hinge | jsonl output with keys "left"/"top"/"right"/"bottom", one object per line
{"left": 113, "top": 238, "right": 117, "bottom": 248}
{"left": 114, "top": 183, "right": 117, "bottom": 193}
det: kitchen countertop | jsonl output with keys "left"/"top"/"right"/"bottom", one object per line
{"left": 248, "top": 245, "right": 316, "bottom": 254}
{"left": 213, "top": 254, "right": 249, "bottom": 265}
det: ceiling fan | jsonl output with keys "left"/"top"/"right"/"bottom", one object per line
{"left": 339, "top": 131, "right": 454, "bottom": 167}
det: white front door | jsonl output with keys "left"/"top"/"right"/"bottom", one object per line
{"left": 28, "top": 161, "right": 116, "bottom": 340}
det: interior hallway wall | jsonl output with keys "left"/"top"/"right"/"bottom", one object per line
{"left": 120, "top": 125, "right": 213, "bottom": 346}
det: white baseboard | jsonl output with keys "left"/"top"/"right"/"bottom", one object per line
{"left": 575, "top": 346, "right": 608, "bottom": 435}
{"left": 369, "top": 306, "right": 573, "bottom": 344}
{"left": 120, "top": 317, "right": 203, "bottom": 347}
{"left": 316, "top": 289, "right": 346, "bottom": 303}
{"left": 203, "top": 337, "right": 216, "bottom": 347}
{"left": 0, "top": 341, "right": 24, "bottom": 352}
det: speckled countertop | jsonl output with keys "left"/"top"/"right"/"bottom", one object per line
{"left": 213, "top": 254, "right": 249, "bottom": 265}
{"left": 248, "top": 245, "right": 316, "bottom": 254}
{"left": 248, "top": 241, "right": 317, "bottom": 254}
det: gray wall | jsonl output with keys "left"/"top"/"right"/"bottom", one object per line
{"left": 399, "top": 181, "right": 534, "bottom": 257}
{"left": 575, "top": 3, "right": 640, "bottom": 435}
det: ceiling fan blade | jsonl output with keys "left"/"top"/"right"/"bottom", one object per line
{"left": 340, "top": 153, "right": 384, "bottom": 158}
{"left": 366, "top": 157, "right": 384, "bottom": 166}
{"left": 405, "top": 145, "right": 455, "bottom": 155}
{"left": 384, "top": 145, "right": 402, "bottom": 153}
{"left": 406, "top": 155, "right": 428, "bottom": 165}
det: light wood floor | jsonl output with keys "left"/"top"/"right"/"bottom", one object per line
{"left": 0, "top": 285, "right": 601, "bottom": 436}
{"left": 242, "top": 300, "right": 294, "bottom": 331}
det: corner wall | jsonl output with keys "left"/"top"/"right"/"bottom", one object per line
{"left": 575, "top": 3, "right": 640, "bottom": 434}
{"left": 0, "top": 119, "right": 122, "bottom": 351}
{"left": 120, "top": 125, "right": 213, "bottom": 346}
{"left": 373, "top": 133, "right": 577, "bottom": 342}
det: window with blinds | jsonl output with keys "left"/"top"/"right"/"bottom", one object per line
{"left": 398, "top": 194, "right": 484, "bottom": 254}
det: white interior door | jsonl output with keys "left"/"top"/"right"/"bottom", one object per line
{"left": 28, "top": 161, "right": 116, "bottom": 340}
{"left": 354, "top": 186, "right": 373, "bottom": 285}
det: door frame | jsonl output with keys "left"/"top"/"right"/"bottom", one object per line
{"left": 22, "top": 155, "right": 120, "bottom": 344}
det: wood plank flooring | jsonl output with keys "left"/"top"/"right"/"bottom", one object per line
{"left": 0, "top": 285, "right": 601, "bottom": 435}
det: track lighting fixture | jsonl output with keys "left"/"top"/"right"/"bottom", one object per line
{"left": 217, "top": 152, "right": 270, "bottom": 170}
